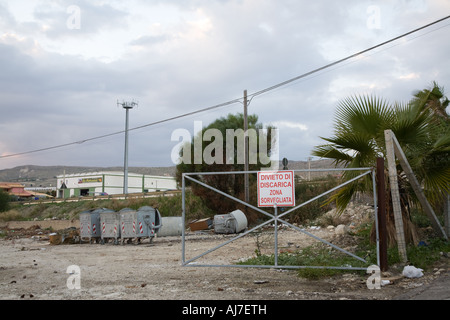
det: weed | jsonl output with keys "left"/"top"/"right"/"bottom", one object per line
{"left": 238, "top": 219, "right": 449, "bottom": 279}
{"left": 238, "top": 243, "right": 368, "bottom": 279}
{"left": 0, "top": 209, "right": 23, "bottom": 222}
{"left": 406, "top": 238, "right": 450, "bottom": 270}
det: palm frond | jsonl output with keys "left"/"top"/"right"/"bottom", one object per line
{"left": 311, "top": 144, "right": 353, "bottom": 166}
{"left": 334, "top": 95, "right": 394, "bottom": 136}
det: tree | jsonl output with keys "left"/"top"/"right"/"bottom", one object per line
{"left": 0, "top": 189, "right": 10, "bottom": 213}
{"left": 412, "top": 81, "right": 449, "bottom": 121}
{"left": 311, "top": 86, "right": 450, "bottom": 247}
{"left": 411, "top": 82, "right": 450, "bottom": 236}
{"left": 175, "top": 113, "right": 276, "bottom": 219}
{"left": 409, "top": 82, "right": 450, "bottom": 205}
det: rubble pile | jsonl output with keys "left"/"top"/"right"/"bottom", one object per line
{"left": 0, "top": 225, "right": 79, "bottom": 245}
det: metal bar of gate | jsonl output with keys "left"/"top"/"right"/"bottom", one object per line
{"left": 274, "top": 205, "right": 278, "bottom": 267}
{"left": 182, "top": 167, "right": 376, "bottom": 269}
{"left": 182, "top": 174, "right": 275, "bottom": 265}
{"left": 185, "top": 167, "right": 372, "bottom": 176}
{"left": 184, "top": 175, "right": 274, "bottom": 218}
{"left": 277, "top": 170, "right": 372, "bottom": 220}
{"left": 276, "top": 218, "right": 367, "bottom": 263}
{"left": 181, "top": 173, "right": 186, "bottom": 263}
{"left": 183, "top": 219, "right": 274, "bottom": 266}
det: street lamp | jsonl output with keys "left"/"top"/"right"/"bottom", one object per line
{"left": 117, "top": 100, "right": 138, "bottom": 195}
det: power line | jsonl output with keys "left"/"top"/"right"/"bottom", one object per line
{"left": 1, "top": 15, "right": 449, "bottom": 160}
{"left": 0, "top": 98, "right": 243, "bottom": 159}
{"left": 249, "top": 15, "right": 450, "bottom": 99}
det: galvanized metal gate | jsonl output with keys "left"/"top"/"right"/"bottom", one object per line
{"left": 181, "top": 167, "right": 381, "bottom": 271}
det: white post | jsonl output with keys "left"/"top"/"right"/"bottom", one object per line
{"left": 384, "top": 130, "right": 408, "bottom": 263}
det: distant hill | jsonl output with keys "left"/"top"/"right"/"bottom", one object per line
{"left": 0, "top": 159, "right": 338, "bottom": 188}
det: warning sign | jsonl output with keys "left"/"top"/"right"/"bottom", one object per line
{"left": 257, "top": 171, "right": 295, "bottom": 207}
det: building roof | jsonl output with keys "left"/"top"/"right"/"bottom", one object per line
{"left": 26, "top": 190, "right": 54, "bottom": 198}
{"left": 56, "top": 171, "right": 138, "bottom": 178}
{"left": 56, "top": 171, "right": 175, "bottom": 179}
{"left": 0, "top": 182, "right": 33, "bottom": 197}
{"left": 0, "top": 182, "right": 26, "bottom": 189}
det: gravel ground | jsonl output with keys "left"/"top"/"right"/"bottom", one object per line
{"left": 1, "top": 225, "right": 448, "bottom": 301}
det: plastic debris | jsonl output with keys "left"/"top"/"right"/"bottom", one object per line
{"left": 402, "top": 265, "right": 424, "bottom": 278}
{"left": 381, "top": 280, "right": 391, "bottom": 286}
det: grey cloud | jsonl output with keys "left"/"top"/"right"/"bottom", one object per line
{"left": 0, "top": 3, "right": 16, "bottom": 27}
{"left": 0, "top": 44, "right": 38, "bottom": 94}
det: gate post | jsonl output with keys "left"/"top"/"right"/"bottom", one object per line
{"left": 376, "top": 158, "right": 388, "bottom": 271}
{"left": 274, "top": 204, "right": 278, "bottom": 267}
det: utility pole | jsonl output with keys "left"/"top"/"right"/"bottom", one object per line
{"left": 118, "top": 100, "right": 138, "bottom": 195}
{"left": 384, "top": 130, "right": 407, "bottom": 263}
{"left": 243, "top": 90, "right": 249, "bottom": 205}
{"left": 308, "top": 157, "right": 312, "bottom": 181}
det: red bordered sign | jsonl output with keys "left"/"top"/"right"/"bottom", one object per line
{"left": 257, "top": 170, "right": 295, "bottom": 207}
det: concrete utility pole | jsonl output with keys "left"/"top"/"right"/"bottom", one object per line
{"left": 118, "top": 100, "right": 138, "bottom": 195}
{"left": 385, "top": 130, "right": 408, "bottom": 263}
{"left": 308, "top": 157, "right": 312, "bottom": 181}
{"left": 244, "top": 90, "right": 249, "bottom": 205}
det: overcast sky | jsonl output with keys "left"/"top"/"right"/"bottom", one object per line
{"left": 0, "top": 0, "right": 449, "bottom": 171}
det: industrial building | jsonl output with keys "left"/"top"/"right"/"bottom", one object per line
{"left": 56, "top": 171, "right": 177, "bottom": 198}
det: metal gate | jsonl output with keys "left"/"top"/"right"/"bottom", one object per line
{"left": 181, "top": 167, "right": 381, "bottom": 271}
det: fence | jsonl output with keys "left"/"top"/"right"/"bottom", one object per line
{"left": 181, "top": 167, "right": 381, "bottom": 271}
{"left": 19, "top": 190, "right": 181, "bottom": 205}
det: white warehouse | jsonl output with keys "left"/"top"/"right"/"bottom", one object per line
{"left": 56, "top": 171, "right": 177, "bottom": 198}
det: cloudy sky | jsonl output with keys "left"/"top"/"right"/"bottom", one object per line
{"left": 0, "top": 0, "right": 449, "bottom": 171}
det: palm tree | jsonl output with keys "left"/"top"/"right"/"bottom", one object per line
{"left": 412, "top": 81, "right": 449, "bottom": 121}
{"left": 411, "top": 82, "right": 450, "bottom": 236}
{"left": 312, "top": 89, "right": 450, "bottom": 247}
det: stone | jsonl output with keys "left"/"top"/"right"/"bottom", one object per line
{"left": 335, "top": 224, "right": 349, "bottom": 235}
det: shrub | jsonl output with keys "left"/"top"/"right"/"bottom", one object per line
{"left": 0, "top": 189, "right": 10, "bottom": 212}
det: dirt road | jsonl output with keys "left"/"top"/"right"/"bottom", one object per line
{"left": 1, "top": 226, "right": 448, "bottom": 301}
